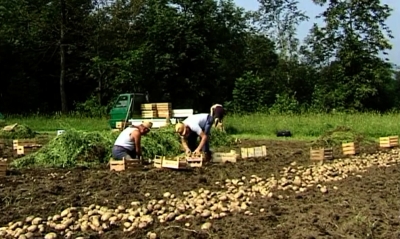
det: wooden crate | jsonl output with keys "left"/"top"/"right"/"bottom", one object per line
{"left": 157, "top": 111, "right": 172, "bottom": 118}
{"left": 16, "top": 145, "right": 42, "bottom": 156}
{"left": 116, "top": 121, "right": 127, "bottom": 130}
{"left": 13, "top": 139, "right": 41, "bottom": 150}
{"left": 161, "top": 157, "right": 187, "bottom": 169}
{"left": 155, "top": 102, "right": 172, "bottom": 108}
{"left": 212, "top": 150, "right": 237, "bottom": 163}
{"left": 241, "top": 146, "right": 267, "bottom": 159}
{"left": 186, "top": 154, "right": 203, "bottom": 167}
{"left": 379, "top": 136, "right": 399, "bottom": 148}
{"left": 342, "top": 142, "right": 359, "bottom": 155}
{"left": 0, "top": 161, "right": 7, "bottom": 177}
{"left": 310, "top": 148, "right": 333, "bottom": 161}
{"left": 109, "top": 158, "right": 141, "bottom": 171}
{"left": 141, "top": 110, "right": 157, "bottom": 118}
{"left": 153, "top": 155, "right": 164, "bottom": 168}
{"left": 141, "top": 103, "right": 156, "bottom": 111}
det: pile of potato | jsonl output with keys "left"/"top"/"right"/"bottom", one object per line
{"left": 0, "top": 149, "right": 399, "bottom": 239}
{"left": 276, "top": 149, "right": 400, "bottom": 194}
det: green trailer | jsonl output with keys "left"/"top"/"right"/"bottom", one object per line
{"left": 108, "top": 93, "right": 194, "bottom": 129}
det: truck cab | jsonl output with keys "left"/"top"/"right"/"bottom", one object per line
{"left": 108, "top": 93, "right": 149, "bottom": 128}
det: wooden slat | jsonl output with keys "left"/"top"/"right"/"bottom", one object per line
{"left": 241, "top": 146, "right": 267, "bottom": 159}
{"left": 342, "top": 142, "right": 359, "bottom": 155}
{"left": 161, "top": 157, "right": 187, "bottom": 169}
{"left": 186, "top": 154, "right": 203, "bottom": 167}
{"left": 379, "top": 136, "right": 399, "bottom": 148}
{"left": 310, "top": 148, "right": 333, "bottom": 161}
{"left": 212, "top": 151, "right": 237, "bottom": 163}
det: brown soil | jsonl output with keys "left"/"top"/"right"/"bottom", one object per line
{"left": 1, "top": 139, "right": 399, "bottom": 239}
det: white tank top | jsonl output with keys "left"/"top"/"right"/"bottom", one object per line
{"left": 114, "top": 127, "right": 139, "bottom": 151}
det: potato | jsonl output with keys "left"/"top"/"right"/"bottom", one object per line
{"left": 44, "top": 232, "right": 57, "bottom": 239}
{"left": 26, "top": 225, "right": 37, "bottom": 233}
{"left": 201, "top": 222, "right": 212, "bottom": 230}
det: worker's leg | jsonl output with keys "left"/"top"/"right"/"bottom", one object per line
{"left": 201, "top": 115, "right": 214, "bottom": 153}
{"left": 112, "top": 146, "right": 134, "bottom": 160}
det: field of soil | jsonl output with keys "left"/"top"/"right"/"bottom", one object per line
{"left": 1, "top": 139, "right": 400, "bottom": 238}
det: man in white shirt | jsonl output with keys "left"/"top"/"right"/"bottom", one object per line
{"left": 112, "top": 121, "right": 153, "bottom": 160}
{"left": 174, "top": 113, "right": 213, "bottom": 160}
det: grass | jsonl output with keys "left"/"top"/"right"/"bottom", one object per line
{"left": 225, "top": 112, "right": 400, "bottom": 140}
{"left": 3, "top": 112, "right": 400, "bottom": 140}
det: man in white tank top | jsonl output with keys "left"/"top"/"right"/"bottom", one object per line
{"left": 112, "top": 121, "right": 153, "bottom": 160}
{"left": 174, "top": 113, "right": 213, "bottom": 161}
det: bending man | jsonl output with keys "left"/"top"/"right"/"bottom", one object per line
{"left": 112, "top": 121, "right": 153, "bottom": 160}
{"left": 175, "top": 113, "right": 213, "bottom": 161}
{"left": 210, "top": 104, "right": 225, "bottom": 127}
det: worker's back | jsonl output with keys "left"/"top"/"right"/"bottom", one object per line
{"left": 114, "top": 127, "right": 138, "bottom": 150}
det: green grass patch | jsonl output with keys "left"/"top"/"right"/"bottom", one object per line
{"left": 3, "top": 112, "right": 400, "bottom": 141}
{"left": 225, "top": 112, "right": 400, "bottom": 140}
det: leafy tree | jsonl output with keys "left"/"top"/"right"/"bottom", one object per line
{"left": 303, "top": 0, "right": 394, "bottom": 111}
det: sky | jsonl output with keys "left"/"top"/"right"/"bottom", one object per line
{"left": 234, "top": 0, "right": 400, "bottom": 65}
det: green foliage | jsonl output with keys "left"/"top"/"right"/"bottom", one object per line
{"left": 230, "top": 72, "right": 271, "bottom": 112}
{"left": 303, "top": 0, "right": 395, "bottom": 111}
{"left": 311, "top": 126, "right": 374, "bottom": 148}
{"left": 11, "top": 126, "right": 235, "bottom": 168}
{"left": 11, "top": 130, "right": 115, "bottom": 168}
{"left": 0, "top": 0, "right": 398, "bottom": 114}
{"left": 0, "top": 125, "right": 36, "bottom": 139}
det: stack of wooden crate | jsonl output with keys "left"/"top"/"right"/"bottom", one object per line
{"left": 155, "top": 103, "right": 172, "bottom": 118}
{"left": 141, "top": 103, "right": 157, "bottom": 118}
{"left": 13, "top": 139, "right": 42, "bottom": 156}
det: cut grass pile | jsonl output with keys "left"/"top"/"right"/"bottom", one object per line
{"left": 0, "top": 124, "right": 37, "bottom": 139}
{"left": 11, "top": 126, "right": 235, "bottom": 168}
{"left": 310, "top": 125, "right": 375, "bottom": 148}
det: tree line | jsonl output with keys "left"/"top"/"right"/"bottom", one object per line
{"left": 0, "top": 0, "right": 399, "bottom": 116}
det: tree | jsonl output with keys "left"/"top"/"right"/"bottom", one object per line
{"left": 303, "top": 0, "right": 394, "bottom": 111}
{"left": 255, "top": 0, "right": 308, "bottom": 60}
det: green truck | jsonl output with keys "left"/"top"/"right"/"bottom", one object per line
{"left": 108, "top": 93, "right": 194, "bottom": 129}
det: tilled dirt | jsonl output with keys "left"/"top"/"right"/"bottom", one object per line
{"left": 1, "top": 139, "right": 399, "bottom": 238}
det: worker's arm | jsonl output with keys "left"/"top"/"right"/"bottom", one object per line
{"left": 195, "top": 131, "right": 208, "bottom": 153}
{"left": 130, "top": 130, "right": 142, "bottom": 157}
{"left": 181, "top": 138, "right": 191, "bottom": 152}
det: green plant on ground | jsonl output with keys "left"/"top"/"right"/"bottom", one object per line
{"left": 11, "top": 126, "right": 235, "bottom": 168}
{"left": 310, "top": 126, "right": 375, "bottom": 148}
{"left": 0, "top": 124, "right": 37, "bottom": 139}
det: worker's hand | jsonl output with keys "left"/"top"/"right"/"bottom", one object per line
{"left": 193, "top": 149, "right": 201, "bottom": 155}
{"left": 185, "top": 149, "right": 191, "bottom": 155}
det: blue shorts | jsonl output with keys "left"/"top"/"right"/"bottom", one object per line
{"left": 112, "top": 145, "right": 136, "bottom": 160}
{"left": 187, "top": 115, "right": 213, "bottom": 152}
